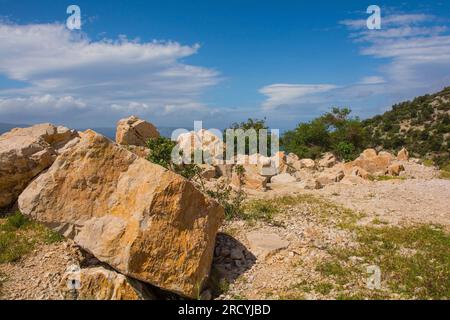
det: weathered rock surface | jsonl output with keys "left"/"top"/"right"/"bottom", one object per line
{"left": 61, "top": 266, "right": 156, "bottom": 300}
{"left": 0, "top": 123, "right": 79, "bottom": 208}
{"left": 116, "top": 116, "right": 159, "bottom": 147}
{"left": 18, "top": 130, "right": 224, "bottom": 298}
{"left": 270, "top": 173, "right": 297, "bottom": 184}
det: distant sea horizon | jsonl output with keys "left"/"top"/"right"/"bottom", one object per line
{"left": 0, "top": 123, "right": 191, "bottom": 140}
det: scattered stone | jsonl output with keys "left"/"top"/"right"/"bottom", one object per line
{"left": 246, "top": 231, "right": 289, "bottom": 259}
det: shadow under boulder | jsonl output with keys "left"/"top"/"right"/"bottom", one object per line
{"left": 207, "top": 233, "right": 256, "bottom": 298}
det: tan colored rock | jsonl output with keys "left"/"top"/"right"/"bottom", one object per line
{"left": 270, "top": 173, "right": 297, "bottom": 184}
{"left": 387, "top": 163, "right": 405, "bottom": 176}
{"left": 176, "top": 129, "right": 223, "bottom": 164}
{"left": 360, "top": 148, "right": 378, "bottom": 159}
{"left": 345, "top": 149, "right": 393, "bottom": 176}
{"left": 61, "top": 266, "right": 156, "bottom": 300}
{"left": 231, "top": 164, "right": 267, "bottom": 190}
{"left": 316, "top": 170, "right": 345, "bottom": 186}
{"left": 271, "top": 151, "right": 288, "bottom": 174}
{"left": 246, "top": 231, "right": 289, "bottom": 259}
{"left": 0, "top": 123, "right": 79, "bottom": 208}
{"left": 340, "top": 175, "right": 370, "bottom": 185}
{"left": 397, "top": 148, "right": 409, "bottom": 161}
{"left": 199, "top": 164, "right": 217, "bottom": 181}
{"left": 299, "top": 178, "right": 322, "bottom": 190}
{"left": 347, "top": 166, "right": 370, "bottom": 180}
{"left": 116, "top": 116, "right": 159, "bottom": 147}
{"left": 300, "top": 158, "right": 316, "bottom": 170}
{"left": 18, "top": 130, "right": 224, "bottom": 298}
{"left": 318, "top": 152, "right": 336, "bottom": 168}
{"left": 125, "top": 145, "right": 151, "bottom": 158}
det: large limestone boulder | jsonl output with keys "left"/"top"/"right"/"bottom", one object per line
{"left": 18, "top": 130, "right": 224, "bottom": 298}
{"left": 0, "top": 123, "right": 79, "bottom": 208}
{"left": 176, "top": 129, "right": 223, "bottom": 164}
{"left": 116, "top": 116, "right": 159, "bottom": 147}
{"left": 345, "top": 148, "right": 393, "bottom": 176}
{"left": 61, "top": 266, "right": 156, "bottom": 300}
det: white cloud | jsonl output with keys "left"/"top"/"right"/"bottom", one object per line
{"left": 359, "top": 76, "right": 386, "bottom": 85}
{"left": 0, "top": 22, "right": 220, "bottom": 126}
{"left": 259, "top": 84, "right": 338, "bottom": 110}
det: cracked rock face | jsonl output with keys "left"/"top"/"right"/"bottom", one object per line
{"left": 0, "top": 123, "right": 79, "bottom": 208}
{"left": 18, "top": 130, "right": 224, "bottom": 298}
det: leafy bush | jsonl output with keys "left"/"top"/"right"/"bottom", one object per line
{"left": 281, "top": 107, "right": 367, "bottom": 161}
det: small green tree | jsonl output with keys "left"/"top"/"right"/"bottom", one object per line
{"left": 146, "top": 136, "right": 202, "bottom": 180}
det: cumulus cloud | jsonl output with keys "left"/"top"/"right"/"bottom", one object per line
{"left": 0, "top": 22, "right": 220, "bottom": 126}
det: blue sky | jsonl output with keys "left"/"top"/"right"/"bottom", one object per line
{"left": 0, "top": 0, "right": 449, "bottom": 130}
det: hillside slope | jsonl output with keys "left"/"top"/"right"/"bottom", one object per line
{"left": 363, "top": 87, "right": 450, "bottom": 167}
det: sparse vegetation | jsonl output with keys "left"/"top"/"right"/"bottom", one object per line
{"left": 363, "top": 87, "right": 450, "bottom": 169}
{"left": 146, "top": 136, "right": 203, "bottom": 180}
{"left": 319, "top": 224, "right": 450, "bottom": 299}
{"left": 0, "top": 212, "right": 63, "bottom": 263}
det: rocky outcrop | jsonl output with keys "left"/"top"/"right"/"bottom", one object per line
{"left": 61, "top": 266, "right": 156, "bottom": 300}
{"left": 116, "top": 116, "right": 159, "bottom": 147}
{"left": 18, "top": 130, "right": 224, "bottom": 298}
{"left": 0, "top": 123, "right": 79, "bottom": 208}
